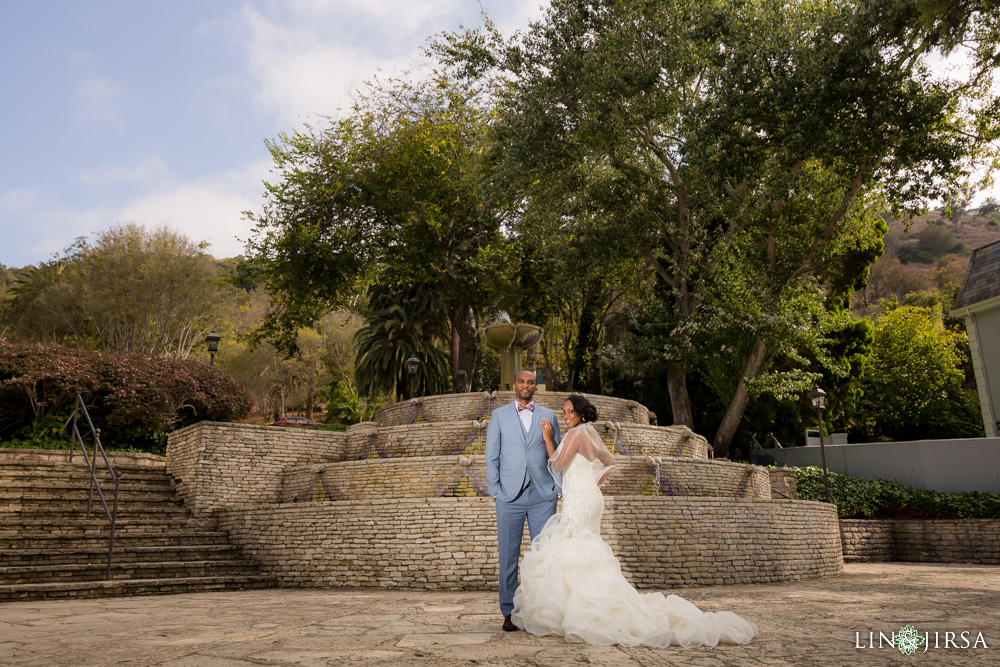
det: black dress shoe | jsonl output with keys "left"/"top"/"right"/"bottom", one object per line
{"left": 502, "top": 614, "right": 518, "bottom": 632}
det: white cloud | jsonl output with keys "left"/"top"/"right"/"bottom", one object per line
{"left": 75, "top": 74, "right": 123, "bottom": 125}
{"left": 77, "top": 154, "right": 169, "bottom": 188}
{"left": 2, "top": 160, "right": 270, "bottom": 267}
{"left": 1, "top": 187, "right": 41, "bottom": 211}
{"left": 115, "top": 159, "right": 272, "bottom": 259}
{"left": 228, "top": 1, "right": 466, "bottom": 126}
{"left": 71, "top": 51, "right": 124, "bottom": 125}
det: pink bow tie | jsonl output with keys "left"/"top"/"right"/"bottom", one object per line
{"left": 517, "top": 403, "right": 535, "bottom": 413}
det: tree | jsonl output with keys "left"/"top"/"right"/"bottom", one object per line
{"left": 849, "top": 305, "right": 984, "bottom": 441}
{"left": 245, "top": 75, "right": 508, "bottom": 392}
{"left": 2, "top": 224, "right": 226, "bottom": 357}
{"left": 353, "top": 283, "right": 452, "bottom": 399}
{"left": 435, "top": 0, "right": 999, "bottom": 454}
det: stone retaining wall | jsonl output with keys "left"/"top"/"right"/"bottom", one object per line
{"left": 840, "top": 519, "right": 1000, "bottom": 564}
{"left": 375, "top": 391, "right": 651, "bottom": 427}
{"left": 0, "top": 448, "right": 166, "bottom": 468}
{"left": 767, "top": 468, "right": 797, "bottom": 499}
{"left": 216, "top": 497, "right": 842, "bottom": 590}
{"left": 280, "top": 456, "right": 770, "bottom": 503}
{"left": 345, "top": 421, "right": 707, "bottom": 461}
{"left": 166, "top": 422, "right": 345, "bottom": 515}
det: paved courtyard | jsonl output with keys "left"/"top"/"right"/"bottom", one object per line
{"left": 1, "top": 563, "right": 997, "bottom": 666}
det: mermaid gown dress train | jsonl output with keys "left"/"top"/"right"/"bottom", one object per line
{"left": 510, "top": 423, "right": 758, "bottom": 648}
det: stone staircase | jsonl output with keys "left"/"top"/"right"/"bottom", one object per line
{"left": 0, "top": 449, "right": 275, "bottom": 602}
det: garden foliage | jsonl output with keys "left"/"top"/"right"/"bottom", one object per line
{"left": 793, "top": 466, "right": 1000, "bottom": 519}
{"left": 0, "top": 342, "right": 253, "bottom": 453}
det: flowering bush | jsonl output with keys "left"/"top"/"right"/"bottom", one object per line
{"left": 0, "top": 342, "right": 253, "bottom": 453}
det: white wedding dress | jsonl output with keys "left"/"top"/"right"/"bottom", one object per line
{"left": 511, "top": 423, "right": 758, "bottom": 648}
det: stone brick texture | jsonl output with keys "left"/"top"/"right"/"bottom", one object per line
{"left": 280, "top": 455, "right": 771, "bottom": 503}
{"left": 217, "top": 497, "right": 843, "bottom": 590}
{"left": 767, "top": 468, "right": 797, "bottom": 499}
{"left": 374, "top": 391, "right": 651, "bottom": 427}
{"left": 167, "top": 422, "right": 345, "bottom": 515}
{"left": 165, "top": 392, "right": 849, "bottom": 588}
{"left": 840, "top": 519, "right": 1000, "bottom": 564}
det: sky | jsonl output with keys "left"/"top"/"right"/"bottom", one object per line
{"left": 1, "top": 2, "right": 996, "bottom": 269}
{"left": 0, "top": 0, "right": 547, "bottom": 268}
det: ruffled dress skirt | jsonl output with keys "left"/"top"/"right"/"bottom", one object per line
{"left": 511, "top": 512, "right": 758, "bottom": 648}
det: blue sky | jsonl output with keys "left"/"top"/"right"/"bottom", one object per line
{"left": 0, "top": 0, "right": 546, "bottom": 267}
{"left": 2, "top": 2, "right": 996, "bottom": 269}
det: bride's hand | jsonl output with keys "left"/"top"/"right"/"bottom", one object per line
{"left": 540, "top": 418, "right": 552, "bottom": 436}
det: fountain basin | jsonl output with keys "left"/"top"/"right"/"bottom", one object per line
{"left": 280, "top": 455, "right": 769, "bottom": 502}
{"left": 216, "top": 496, "right": 843, "bottom": 589}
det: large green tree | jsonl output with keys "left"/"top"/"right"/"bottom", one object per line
{"left": 435, "top": 0, "right": 999, "bottom": 454}
{"left": 2, "top": 224, "right": 225, "bottom": 358}
{"left": 850, "top": 305, "right": 984, "bottom": 441}
{"left": 245, "top": 76, "right": 509, "bottom": 392}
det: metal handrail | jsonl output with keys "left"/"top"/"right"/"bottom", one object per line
{"left": 67, "top": 393, "right": 120, "bottom": 580}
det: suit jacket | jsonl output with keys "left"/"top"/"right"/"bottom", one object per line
{"left": 485, "top": 401, "right": 561, "bottom": 502}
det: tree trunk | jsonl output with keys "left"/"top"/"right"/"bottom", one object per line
{"left": 713, "top": 336, "right": 768, "bottom": 457}
{"left": 667, "top": 367, "right": 694, "bottom": 428}
{"left": 305, "top": 366, "right": 315, "bottom": 420}
{"left": 450, "top": 319, "right": 460, "bottom": 383}
{"left": 451, "top": 304, "right": 477, "bottom": 393}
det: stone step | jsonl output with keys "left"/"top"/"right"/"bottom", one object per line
{"left": 0, "top": 477, "right": 175, "bottom": 492}
{"left": 2, "top": 543, "right": 242, "bottom": 567}
{"left": 0, "top": 515, "right": 214, "bottom": 531}
{"left": 0, "top": 491, "right": 176, "bottom": 505}
{"left": 0, "top": 560, "right": 255, "bottom": 585}
{"left": 0, "top": 575, "right": 275, "bottom": 603}
{"left": 1, "top": 503, "right": 190, "bottom": 517}
{"left": 0, "top": 461, "right": 168, "bottom": 477}
{"left": 0, "top": 530, "right": 232, "bottom": 550}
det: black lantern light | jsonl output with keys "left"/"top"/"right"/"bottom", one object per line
{"left": 807, "top": 384, "right": 831, "bottom": 504}
{"left": 405, "top": 355, "right": 421, "bottom": 399}
{"left": 206, "top": 330, "right": 221, "bottom": 367}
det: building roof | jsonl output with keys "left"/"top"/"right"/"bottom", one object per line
{"left": 953, "top": 238, "right": 1000, "bottom": 311}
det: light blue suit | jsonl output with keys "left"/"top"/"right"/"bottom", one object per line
{"left": 485, "top": 400, "right": 561, "bottom": 616}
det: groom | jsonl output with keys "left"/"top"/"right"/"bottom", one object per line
{"left": 485, "top": 370, "right": 561, "bottom": 632}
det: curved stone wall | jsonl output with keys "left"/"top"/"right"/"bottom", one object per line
{"left": 341, "top": 421, "right": 707, "bottom": 462}
{"left": 280, "top": 455, "right": 770, "bottom": 503}
{"left": 216, "top": 497, "right": 843, "bottom": 590}
{"left": 374, "top": 391, "right": 651, "bottom": 427}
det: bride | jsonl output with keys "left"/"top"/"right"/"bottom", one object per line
{"left": 510, "top": 394, "right": 758, "bottom": 648}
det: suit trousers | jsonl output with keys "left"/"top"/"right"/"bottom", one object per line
{"left": 495, "top": 481, "right": 557, "bottom": 616}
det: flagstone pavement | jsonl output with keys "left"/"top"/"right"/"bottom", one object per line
{"left": 2, "top": 563, "right": 998, "bottom": 666}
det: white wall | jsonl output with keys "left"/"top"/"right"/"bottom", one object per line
{"left": 751, "top": 438, "right": 1000, "bottom": 493}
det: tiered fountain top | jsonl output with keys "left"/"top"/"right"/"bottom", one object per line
{"left": 374, "top": 390, "right": 651, "bottom": 428}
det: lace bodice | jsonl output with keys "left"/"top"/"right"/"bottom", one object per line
{"left": 560, "top": 453, "right": 606, "bottom": 536}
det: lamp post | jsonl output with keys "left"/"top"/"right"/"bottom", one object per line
{"left": 405, "top": 355, "right": 421, "bottom": 400}
{"left": 807, "top": 384, "right": 832, "bottom": 504}
{"left": 205, "top": 330, "right": 221, "bottom": 366}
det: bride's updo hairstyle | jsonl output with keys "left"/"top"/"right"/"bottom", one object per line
{"left": 568, "top": 394, "right": 598, "bottom": 423}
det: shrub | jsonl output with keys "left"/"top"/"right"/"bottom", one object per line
{"left": 0, "top": 342, "right": 253, "bottom": 453}
{"left": 791, "top": 466, "right": 1000, "bottom": 519}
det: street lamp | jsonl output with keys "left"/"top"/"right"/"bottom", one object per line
{"left": 405, "top": 355, "right": 421, "bottom": 399}
{"left": 205, "top": 330, "right": 221, "bottom": 366}
{"left": 807, "top": 384, "right": 832, "bottom": 504}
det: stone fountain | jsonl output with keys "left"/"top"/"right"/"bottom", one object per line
{"left": 166, "top": 390, "right": 844, "bottom": 591}
{"left": 483, "top": 322, "right": 543, "bottom": 390}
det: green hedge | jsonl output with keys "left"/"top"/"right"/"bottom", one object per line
{"left": 0, "top": 342, "right": 253, "bottom": 454}
{"left": 791, "top": 466, "right": 1000, "bottom": 519}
